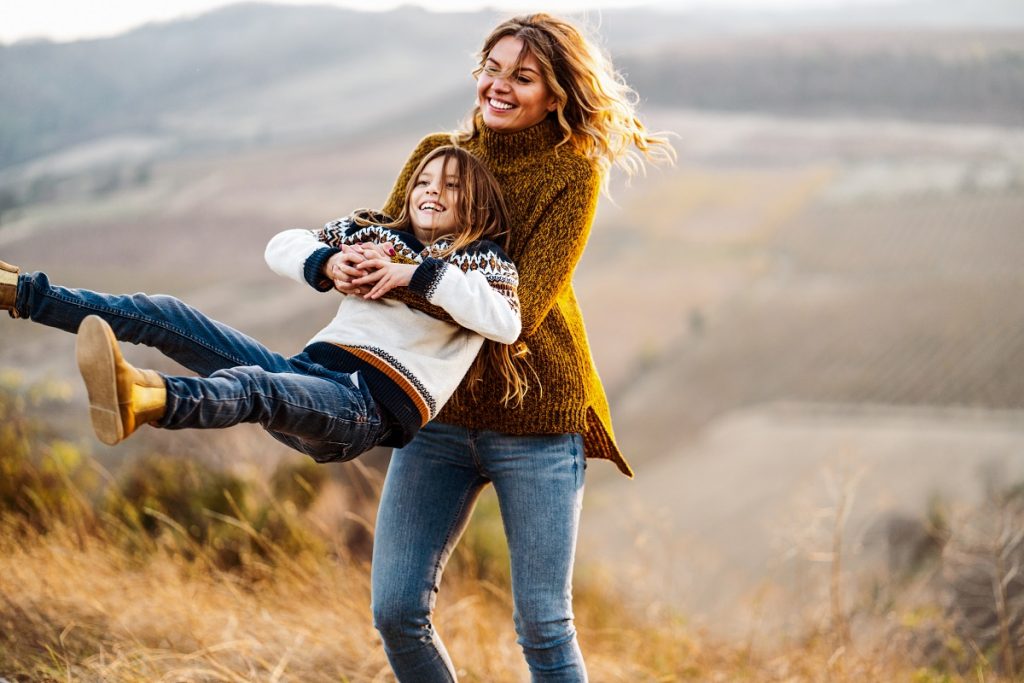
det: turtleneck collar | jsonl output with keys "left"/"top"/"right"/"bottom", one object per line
{"left": 474, "top": 115, "right": 563, "bottom": 165}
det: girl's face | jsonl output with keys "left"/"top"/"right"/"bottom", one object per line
{"left": 409, "top": 155, "right": 461, "bottom": 243}
{"left": 476, "top": 35, "right": 558, "bottom": 134}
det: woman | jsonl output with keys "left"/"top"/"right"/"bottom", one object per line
{"left": 327, "top": 13, "right": 673, "bottom": 680}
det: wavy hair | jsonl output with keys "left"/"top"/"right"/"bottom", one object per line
{"left": 457, "top": 13, "right": 676, "bottom": 181}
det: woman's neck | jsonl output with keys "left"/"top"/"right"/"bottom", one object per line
{"left": 475, "top": 116, "right": 562, "bottom": 164}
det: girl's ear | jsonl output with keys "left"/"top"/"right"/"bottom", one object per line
{"left": 546, "top": 96, "right": 558, "bottom": 112}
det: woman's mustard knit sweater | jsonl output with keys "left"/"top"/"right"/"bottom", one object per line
{"left": 381, "top": 117, "right": 633, "bottom": 478}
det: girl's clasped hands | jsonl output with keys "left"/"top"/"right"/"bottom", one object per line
{"left": 326, "top": 241, "right": 410, "bottom": 300}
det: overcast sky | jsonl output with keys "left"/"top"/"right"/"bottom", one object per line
{"left": 4, "top": 0, "right": 905, "bottom": 44}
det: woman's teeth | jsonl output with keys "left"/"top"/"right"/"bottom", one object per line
{"left": 489, "top": 98, "right": 514, "bottom": 110}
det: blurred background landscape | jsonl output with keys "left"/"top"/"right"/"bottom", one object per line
{"left": 1, "top": 1, "right": 1023, "bottom": 680}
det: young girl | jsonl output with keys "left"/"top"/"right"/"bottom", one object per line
{"left": 0, "top": 146, "right": 523, "bottom": 463}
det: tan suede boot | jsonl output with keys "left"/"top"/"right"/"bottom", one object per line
{"left": 76, "top": 315, "right": 166, "bottom": 445}
{"left": 0, "top": 260, "right": 19, "bottom": 318}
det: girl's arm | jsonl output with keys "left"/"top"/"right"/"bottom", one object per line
{"left": 267, "top": 222, "right": 419, "bottom": 292}
{"left": 354, "top": 243, "right": 521, "bottom": 344}
{"left": 265, "top": 228, "right": 338, "bottom": 291}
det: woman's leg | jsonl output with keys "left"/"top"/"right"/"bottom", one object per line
{"left": 160, "top": 366, "right": 384, "bottom": 462}
{"left": 13, "top": 271, "right": 290, "bottom": 375}
{"left": 482, "top": 432, "right": 588, "bottom": 682}
{"left": 371, "top": 422, "right": 488, "bottom": 682}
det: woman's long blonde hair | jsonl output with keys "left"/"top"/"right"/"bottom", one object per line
{"left": 457, "top": 13, "right": 676, "bottom": 181}
{"left": 356, "top": 146, "right": 534, "bottom": 407}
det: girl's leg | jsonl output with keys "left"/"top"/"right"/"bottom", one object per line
{"left": 371, "top": 422, "right": 488, "bottom": 682}
{"left": 160, "top": 366, "right": 384, "bottom": 462}
{"left": 482, "top": 432, "right": 588, "bottom": 682}
{"left": 13, "top": 271, "right": 290, "bottom": 375}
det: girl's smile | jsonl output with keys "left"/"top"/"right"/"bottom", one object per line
{"left": 409, "top": 156, "right": 460, "bottom": 243}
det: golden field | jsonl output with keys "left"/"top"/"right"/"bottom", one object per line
{"left": 2, "top": 380, "right": 1021, "bottom": 682}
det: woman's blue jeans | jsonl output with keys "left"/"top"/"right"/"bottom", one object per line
{"left": 372, "top": 422, "right": 588, "bottom": 681}
{"left": 14, "top": 271, "right": 385, "bottom": 461}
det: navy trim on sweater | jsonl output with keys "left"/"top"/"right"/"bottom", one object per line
{"left": 408, "top": 257, "right": 446, "bottom": 300}
{"left": 304, "top": 341, "right": 421, "bottom": 447}
{"left": 304, "top": 247, "right": 341, "bottom": 291}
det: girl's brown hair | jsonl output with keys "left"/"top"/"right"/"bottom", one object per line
{"left": 458, "top": 13, "right": 676, "bottom": 183}
{"left": 357, "top": 146, "right": 534, "bottom": 407}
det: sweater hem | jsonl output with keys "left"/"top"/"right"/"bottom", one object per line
{"left": 303, "top": 342, "right": 423, "bottom": 446}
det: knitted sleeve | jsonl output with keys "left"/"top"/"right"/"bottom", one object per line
{"left": 514, "top": 156, "right": 601, "bottom": 336}
{"left": 265, "top": 228, "right": 337, "bottom": 289}
{"left": 301, "top": 218, "right": 423, "bottom": 291}
{"left": 315, "top": 218, "right": 422, "bottom": 260}
{"left": 406, "top": 241, "right": 520, "bottom": 343}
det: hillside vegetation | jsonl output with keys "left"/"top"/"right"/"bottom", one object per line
{"left": 1, "top": 381, "right": 1022, "bottom": 682}
{"left": 621, "top": 32, "right": 1024, "bottom": 126}
{"left": 2, "top": 4, "right": 1023, "bottom": 173}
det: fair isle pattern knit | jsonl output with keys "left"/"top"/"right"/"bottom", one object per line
{"left": 264, "top": 221, "right": 520, "bottom": 446}
{"left": 340, "top": 344, "right": 435, "bottom": 425}
{"left": 318, "top": 220, "right": 422, "bottom": 264}
{"left": 376, "top": 118, "right": 635, "bottom": 477}
{"left": 424, "top": 242, "right": 520, "bottom": 317}
{"left": 313, "top": 217, "right": 520, "bottom": 316}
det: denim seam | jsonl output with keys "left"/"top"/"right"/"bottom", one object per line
{"left": 429, "top": 476, "right": 484, "bottom": 628}
{"left": 466, "top": 430, "right": 484, "bottom": 474}
{"left": 42, "top": 289, "right": 251, "bottom": 368}
{"left": 573, "top": 434, "right": 582, "bottom": 489}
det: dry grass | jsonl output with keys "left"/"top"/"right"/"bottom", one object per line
{"left": 0, "top": 385, "right": 1020, "bottom": 683}
{"left": 0, "top": 518, "right": 974, "bottom": 683}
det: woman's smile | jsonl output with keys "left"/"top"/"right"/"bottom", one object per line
{"left": 477, "top": 35, "right": 557, "bottom": 133}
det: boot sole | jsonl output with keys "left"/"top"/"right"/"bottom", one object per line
{"left": 76, "top": 316, "right": 124, "bottom": 445}
{"left": 0, "top": 263, "right": 18, "bottom": 314}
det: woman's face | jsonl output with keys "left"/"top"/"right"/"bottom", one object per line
{"left": 476, "top": 35, "right": 557, "bottom": 134}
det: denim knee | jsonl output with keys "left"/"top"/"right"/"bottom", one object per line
{"left": 372, "top": 596, "right": 433, "bottom": 648}
{"left": 515, "top": 612, "right": 577, "bottom": 652}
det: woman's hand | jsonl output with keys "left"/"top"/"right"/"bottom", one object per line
{"left": 351, "top": 260, "right": 417, "bottom": 300}
{"left": 323, "top": 242, "right": 395, "bottom": 295}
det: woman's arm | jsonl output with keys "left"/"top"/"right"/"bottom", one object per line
{"left": 507, "top": 156, "right": 601, "bottom": 337}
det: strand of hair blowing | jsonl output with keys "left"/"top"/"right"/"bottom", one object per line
{"left": 458, "top": 13, "right": 676, "bottom": 183}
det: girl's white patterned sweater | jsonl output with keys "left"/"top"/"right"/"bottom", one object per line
{"left": 264, "top": 219, "right": 520, "bottom": 445}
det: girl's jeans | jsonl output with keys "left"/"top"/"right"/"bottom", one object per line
{"left": 372, "top": 421, "right": 588, "bottom": 682}
{"left": 15, "top": 271, "right": 386, "bottom": 462}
